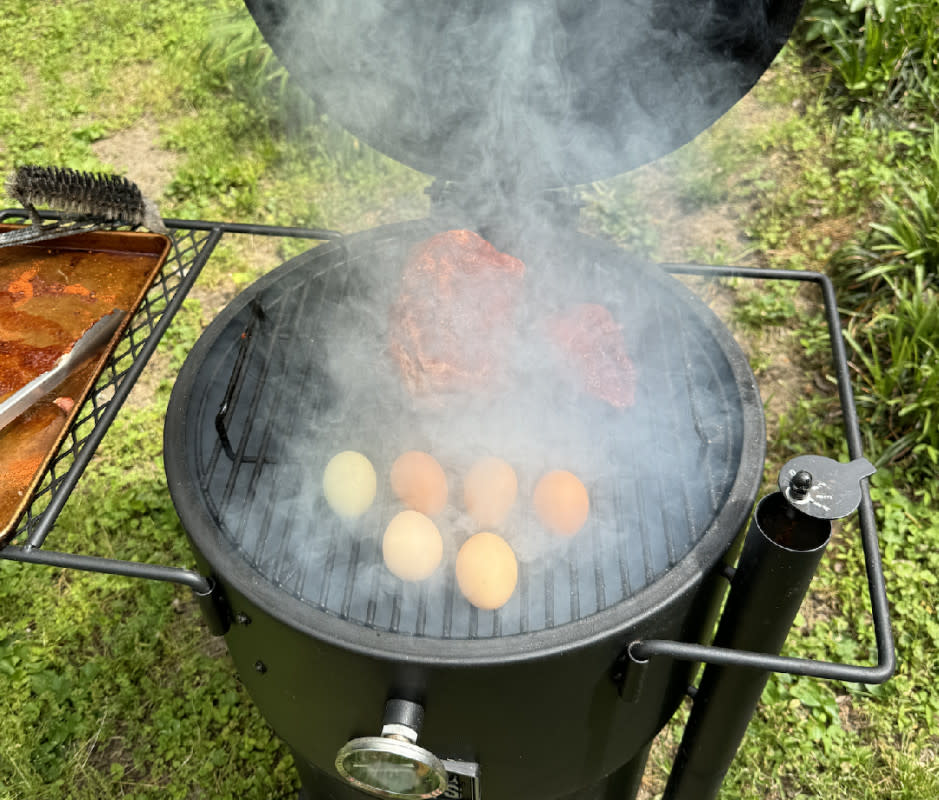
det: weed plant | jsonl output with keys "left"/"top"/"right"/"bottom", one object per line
{"left": 801, "top": 0, "right": 939, "bottom": 117}
{"left": 792, "top": 1, "right": 939, "bottom": 479}
{"left": 199, "top": 8, "right": 396, "bottom": 181}
{"left": 844, "top": 268, "right": 939, "bottom": 475}
{"left": 864, "top": 127, "right": 939, "bottom": 280}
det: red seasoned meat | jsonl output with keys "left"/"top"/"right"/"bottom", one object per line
{"left": 389, "top": 230, "right": 525, "bottom": 394}
{"left": 547, "top": 303, "right": 636, "bottom": 408}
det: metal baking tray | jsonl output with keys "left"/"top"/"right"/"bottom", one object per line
{"left": 0, "top": 227, "right": 171, "bottom": 543}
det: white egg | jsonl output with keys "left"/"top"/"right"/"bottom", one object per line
{"left": 322, "top": 450, "right": 377, "bottom": 519}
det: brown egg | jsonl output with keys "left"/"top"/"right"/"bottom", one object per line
{"left": 533, "top": 470, "right": 590, "bottom": 536}
{"left": 382, "top": 510, "right": 443, "bottom": 581}
{"left": 463, "top": 457, "right": 518, "bottom": 527}
{"left": 455, "top": 532, "right": 518, "bottom": 610}
{"left": 390, "top": 450, "right": 448, "bottom": 515}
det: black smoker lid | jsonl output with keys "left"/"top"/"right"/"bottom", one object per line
{"left": 244, "top": 0, "right": 803, "bottom": 188}
{"left": 164, "top": 222, "right": 766, "bottom": 662}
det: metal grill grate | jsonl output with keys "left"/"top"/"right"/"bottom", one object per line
{"left": 179, "top": 225, "right": 749, "bottom": 639}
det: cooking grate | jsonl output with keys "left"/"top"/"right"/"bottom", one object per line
{"left": 178, "top": 224, "right": 754, "bottom": 639}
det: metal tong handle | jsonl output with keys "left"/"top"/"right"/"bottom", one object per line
{"left": 0, "top": 219, "right": 103, "bottom": 248}
{"left": 0, "top": 308, "right": 125, "bottom": 430}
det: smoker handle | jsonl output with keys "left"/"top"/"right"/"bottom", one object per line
{"left": 214, "top": 298, "right": 264, "bottom": 462}
{"left": 633, "top": 265, "right": 897, "bottom": 686}
{"left": 627, "top": 481, "right": 893, "bottom": 683}
{"left": 0, "top": 544, "right": 229, "bottom": 634}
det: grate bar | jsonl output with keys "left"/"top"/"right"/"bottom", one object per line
{"left": 318, "top": 523, "right": 339, "bottom": 610}
{"left": 365, "top": 563, "right": 383, "bottom": 628}
{"left": 340, "top": 540, "right": 362, "bottom": 620}
{"left": 647, "top": 295, "right": 700, "bottom": 568}
{"left": 592, "top": 511, "right": 607, "bottom": 611}
{"left": 678, "top": 305, "right": 731, "bottom": 517}
{"left": 415, "top": 582, "right": 429, "bottom": 637}
{"left": 518, "top": 562, "right": 530, "bottom": 634}
{"left": 442, "top": 574, "right": 455, "bottom": 639}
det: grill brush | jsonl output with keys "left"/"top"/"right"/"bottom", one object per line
{"left": 0, "top": 165, "right": 168, "bottom": 246}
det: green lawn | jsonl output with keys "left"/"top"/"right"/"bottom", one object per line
{"left": 1, "top": 2, "right": 937, "bottom": 799}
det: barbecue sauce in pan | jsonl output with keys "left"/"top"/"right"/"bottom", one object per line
{"left": 0, "top": 231, "right": 170, "bottom": 543}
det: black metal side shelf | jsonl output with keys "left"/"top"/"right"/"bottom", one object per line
{"left": 0, "top": 213, "right": 339, "bottom": 600}
{"left": 1, "top": 217, "right": 213, "bottom": 549}
{"left": 631, "top": 264, "right": 894, "bottom": 686}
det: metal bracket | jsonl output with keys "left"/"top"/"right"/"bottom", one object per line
{"left": 441, "top": 759, "right": 482, "bottom": 800}
{"left": 611, "top": 645, "right": 648, "bottom": 703}
{"left": 0, "top": 544, "right": 229, "bottom": 635}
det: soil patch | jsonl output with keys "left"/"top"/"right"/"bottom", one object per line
{"left": 92, "top": 118, "right": 180, "bottom": 202}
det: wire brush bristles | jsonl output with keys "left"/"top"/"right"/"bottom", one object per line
{"left": 6, "top": 165, "right": 168, "bottom": 234}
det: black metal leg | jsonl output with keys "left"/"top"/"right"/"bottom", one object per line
{"left": 663, "top": 493, "right": 831, "bottom": 799}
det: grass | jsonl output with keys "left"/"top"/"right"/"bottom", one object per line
{"left": 2, "top": 1, "right": 939, "bottom": 799}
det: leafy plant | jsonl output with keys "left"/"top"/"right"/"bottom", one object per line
{"left": 200, "top": 8, "right": 317, "bottom": 133}
{"left": 843, "top": 266, "right": 939, "bottom": 475}
{"left": 731, "top": 281, "right": 799, "bottom": 328}
{"left": 799, "top": 1, "right": 939, "bottom": 116}
{"left": 864, "top": 126, "right": 939, "bottom": 279}
{"left": 869, "top": 185, "right": 939, "bottom": 275}
{"left": 582, "top": 177, "right": 659, "bottom": 258}
{"left": 198, "top": 7, "right": 386, "bottom": 175}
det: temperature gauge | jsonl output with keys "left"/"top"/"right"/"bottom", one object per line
{"left": 335, "top": 700, "right": 448, "bottom": 799}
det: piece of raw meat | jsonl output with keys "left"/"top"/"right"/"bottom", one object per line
{"left": 547, "top": 303, "right": 636, "bottom": 408}
{"left": 389, "top": 230, "right": 525, "bottom": 394}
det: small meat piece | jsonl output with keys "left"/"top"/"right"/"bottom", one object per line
{"left": 52, "top": 396, "right": 75, "bottom": 414}
{"left": 547, "top": 303, "right": 636, "bottom": 408}
{"left": 389, "top": 230, "right": 525, "bottom": 394}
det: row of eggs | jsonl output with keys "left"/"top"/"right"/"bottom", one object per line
{"left": 321, "top": 450, "right": 590, "bottom": 610}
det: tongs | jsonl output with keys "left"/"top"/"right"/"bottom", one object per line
{"left": 0, "top": 308, "right": 125, "bottom": 431}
